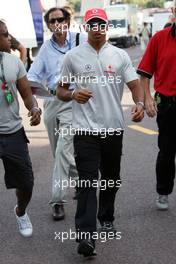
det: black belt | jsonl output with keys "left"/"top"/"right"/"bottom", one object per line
{"left": 48, "top": 89, "right": 56, "bottom": 96}
{"left": 155, "top": 92, "right": 176, "bottom": 103}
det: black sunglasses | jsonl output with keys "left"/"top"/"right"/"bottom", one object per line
{"left": 49, "top": 17, "right": 65, "bottom": 24}
{"left": 0, "top": 31, "right": 9, "bottom": 37}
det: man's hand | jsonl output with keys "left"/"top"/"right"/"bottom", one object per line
{"left": 131, "top": 104, "right": 144, "bottom": 122}
{"left": 73, "top": 89, "right": 93, "bottom": 104}
{"left": 28, "top": 107, "right": 42, "bottom": 126}
{"left": 145, "top": 96, "right": 157, "bottom": 117}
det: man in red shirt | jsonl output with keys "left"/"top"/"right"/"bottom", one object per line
{"left": 137, "top": 6, "right": 176, "bottom": 210}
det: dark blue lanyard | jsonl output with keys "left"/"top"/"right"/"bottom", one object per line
{"left": 50, "top": 31, "right": 72, "bottom": 54}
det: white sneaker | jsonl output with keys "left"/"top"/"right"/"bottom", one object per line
{"left": 156, "top": 195, "right": 169, "bottom": 210}
{"left": 14, "top": 205, "right": 33, "bottom": 237}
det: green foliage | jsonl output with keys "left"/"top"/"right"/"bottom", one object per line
{"left": 146, "top": 0, "right": 164, "bottom": 8}
{"left": 67, "top": 0, "right": 81, "bottom": 12}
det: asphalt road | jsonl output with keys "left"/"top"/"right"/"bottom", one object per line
{"left": 0, "top": 45, "right": 176, "bottom": 264}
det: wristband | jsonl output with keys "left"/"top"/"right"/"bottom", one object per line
{"left": 136, "top": 101, "right": 145, "bottom": 109}
{"left": 30, "top": 107, "right": 42, "bottom": 114}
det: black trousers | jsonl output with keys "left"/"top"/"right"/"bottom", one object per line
{"left": 73, "top": 133, "right": 123, "bottom": 233}
{"left": 156, "top": 100, "right": 176, "bottom": 195}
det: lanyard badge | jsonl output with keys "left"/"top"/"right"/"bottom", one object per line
{"left": 2, "top": 82, "right": 14, "bottom": 104}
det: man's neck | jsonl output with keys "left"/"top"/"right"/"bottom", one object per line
{"left": 88, "top": 39, "right": 106, "bottom": 53}
{"left": 53, "top": 31, "right": 67, "bottom": 46}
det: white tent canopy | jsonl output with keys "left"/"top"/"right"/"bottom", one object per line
{"left": 0, "top": 0, "right": 37, "bottom": 48}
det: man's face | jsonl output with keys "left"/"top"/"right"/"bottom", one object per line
{"left": 85, "top": 18, "right": 107, "bottom": 43}
{"left": 0, "top": 24, "right": 11, "bottom": 52}
{"left": 48, "top": 10, "right": 69, "bottom": 35}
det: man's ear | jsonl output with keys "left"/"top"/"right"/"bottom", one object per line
{"left": 47, "top": 23, "right": 53, "bottom": 32}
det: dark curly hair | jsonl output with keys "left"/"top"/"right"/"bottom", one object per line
{"left": 44, "top": 7, "right": 71, "bottom": 27}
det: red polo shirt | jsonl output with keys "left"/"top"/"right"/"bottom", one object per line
{"left": 137, "top": 25, "right": 176, "bottom": 96}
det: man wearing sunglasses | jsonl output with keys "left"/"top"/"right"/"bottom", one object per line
{"left": 0, "top": 20, "right": 41, "bottom": 237}
{"left": 0, "top": 20, "right": 27, "bottom": 64}
{"left": 27, "top": 7, "right": 87, "bottom": 221}
{"left": 57, "top": 8, "right": 144, "bottom": 257}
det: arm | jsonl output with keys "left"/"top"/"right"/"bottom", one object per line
{"left": 127, "top": 79, "right": 144, "bottom": 104}
{"left": 140, "top": 76, "right": 157, "bottom": 117}
{"left": 57, "top": 52, "right": 92, "bottom": 103}
{"left": 10, "top": 35, "right": 27, "bottom": 64}
{"left": 57, "top": 83, "right": 72, "bottom": 101}
{"left": 121, "top": 51, "right": 144, "bottom": 122}
{"left": 57, "top": 83, "right": 92, "bottom": 103}
{"left": 127, "top": 79, "right": 144, "bottom": 122}
{"left": 27, "top": 46, "right": 45, "bottom": 83}
{"left": 17, "top": 43, "right": 27, "bottom": 65}
{"left": 137, "top": 34, "right": 158, "bottom": 117}
{"left": 17, "top": 76, "right": 41, "bottom": 126}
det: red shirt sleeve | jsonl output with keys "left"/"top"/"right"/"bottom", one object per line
{"left": 137, "top": 34, "right": 158, "bottom": 79}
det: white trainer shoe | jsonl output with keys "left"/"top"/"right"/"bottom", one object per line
{"left": 14, "top": 205, "right": 33, "bottom": 237}
{"left": 156, "top": 195, "right": 169, "bottom": 210}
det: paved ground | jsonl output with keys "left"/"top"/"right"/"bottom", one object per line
{"left": 0, "top": 46, "right": 176, "bottom": 264}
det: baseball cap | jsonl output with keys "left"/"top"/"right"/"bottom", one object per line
{"left": 84, "top": 8, "right": 108, "bottom": 23}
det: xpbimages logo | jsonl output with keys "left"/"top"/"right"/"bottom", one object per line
{"left": 61, "top": 73, "right": 122, "bottom": 87}
{"left": 54, "top": 178, "right": 122, "bottom": 191}
{"left": 53, "top": 22, "right": 126, "bottom": 34}
{"left": 55, "top": 126, "right": 122, "bottom": 138}
{"left": 54, "top": 229, "right": 122, "bottom": 243}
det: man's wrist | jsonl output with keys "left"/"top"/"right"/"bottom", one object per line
{"left": 30, "top": 106, "right": 42, "bottom": 114}
{"left": 136, "top": 101, "right": 145, "bottom": 109}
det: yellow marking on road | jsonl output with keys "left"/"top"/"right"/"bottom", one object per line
{"left": 128, "top": 125, "right": 158, "bottom": 135}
